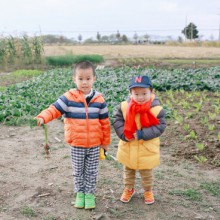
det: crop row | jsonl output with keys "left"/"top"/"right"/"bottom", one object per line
{"left": 0, "top": 66, "right": 219, "bottom": 125}
{"left": 0, "top": 36, "right": 43, "bottom": 69}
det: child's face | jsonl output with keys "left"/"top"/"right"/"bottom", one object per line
{"left": 73, "top": 68, "right": 96, "bottom": 95}
{"left": 130, "top": 87, "right": 152, "bottom": 104}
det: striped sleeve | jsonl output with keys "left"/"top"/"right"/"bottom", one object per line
{"left": 36, "top": 94, "right": 68, "bottom": 124}
{"left": 36, "top": 105, "right": 62, "bottom": 124}
{"left": 99, "top": 102, "right": 109, "bottom": 119}
{"left": 53, "top": 95, "right": 69, "bottom": 114}
{"left": 97, "top": 96, "right": 110, "bottom": 146}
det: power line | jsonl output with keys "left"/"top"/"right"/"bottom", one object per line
{"left": 1, "top": 28, "right": 219, "bottom": 40}
{"left": 1, "top": 28, "right": 219, "bottom": 34}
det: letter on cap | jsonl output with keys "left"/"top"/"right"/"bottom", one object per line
{"left": 135, "top": 76, "right": 142, "bottom": 83}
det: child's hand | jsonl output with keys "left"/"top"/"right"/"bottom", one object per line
{"left": 133, "top": 132, "right": 138, "bottom": 140}
{"left": 125, "top": 137, "right": 135, "bottom": 142}
{"left": 35, "top": 117, "right": 44, "bottom": 126}
{"left": 100, "top": 145, "right": 108, "bottom": 151}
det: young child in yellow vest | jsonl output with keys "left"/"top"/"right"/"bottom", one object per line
{"left": 113, "top": 75, "right": 166, "bottom": 204}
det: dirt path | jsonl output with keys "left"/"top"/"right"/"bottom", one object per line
{"left": 0, "top": 120, "right": 219, "bottom": 220}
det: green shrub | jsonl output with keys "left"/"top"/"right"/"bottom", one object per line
{"left": 46, "top": 54, "right": 104, "bottom": 66}
{"left": 20, "top": 206, "right": 37, "bottom": 217}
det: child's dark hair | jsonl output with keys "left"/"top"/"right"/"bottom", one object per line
{"left": 73, "top": 61, "right": 96, "bottom": 76}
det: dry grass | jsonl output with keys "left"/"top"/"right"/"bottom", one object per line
{"left": 44, "top": 45, "right": 220, "bottom": 59}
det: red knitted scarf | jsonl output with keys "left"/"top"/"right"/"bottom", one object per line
{"left": 124, "top": 98, "right": 159, "bottom": 139}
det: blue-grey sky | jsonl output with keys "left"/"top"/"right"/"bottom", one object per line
{"left": 1, "top": 0, "right": 220, "bottom": 40}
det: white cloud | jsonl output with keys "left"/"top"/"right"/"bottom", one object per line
{"left": 158, "top": 1, "right": 179, "bottom": 12}
{"left": 0, "top": 0, "right": 219, "bottom": 39}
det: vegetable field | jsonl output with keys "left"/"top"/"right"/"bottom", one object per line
{"left": 0, "top": 66, "right": 220, "bottom": 219}
{"left": 1, "top": 67, "right": 219, "bottom": 123}
{"left": 0, "top": 66, "right": 220, "bottom": 166}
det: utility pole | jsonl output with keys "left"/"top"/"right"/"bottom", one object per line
{"left": 185, "top": 15, "right": 187, "bottom": 42}
{"left": 218, "top": 14, "right": 220, "bottom": 41}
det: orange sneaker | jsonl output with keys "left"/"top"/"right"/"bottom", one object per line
{"left": 144, "top": 191, "right": 155, "bottom": 205}
{"left": 120, "top": 188, "right": 135, "bottom": 203}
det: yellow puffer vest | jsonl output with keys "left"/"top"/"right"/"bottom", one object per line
{"left": 117, "top": 98, "right": 162, "bottom": 170}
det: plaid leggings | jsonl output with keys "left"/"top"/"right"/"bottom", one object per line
{"left": 70, "top": 146, "right": 99, "bottom": 194}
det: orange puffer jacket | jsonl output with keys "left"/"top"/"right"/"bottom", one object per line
{"left": 36, "top": 89, "right": 110, "bottom": 148}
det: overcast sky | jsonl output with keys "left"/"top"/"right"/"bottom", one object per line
{"left": 1, "top": 0, "right": 220, "bottom": 40}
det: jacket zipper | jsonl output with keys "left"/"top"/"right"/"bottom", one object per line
{"left": 84, "top": 92, "right": 99, "bottom": 147}
{"left": 85, "top": 101, "right": 89, "bottom": 147}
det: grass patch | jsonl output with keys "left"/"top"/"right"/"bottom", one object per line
{"left": 0, "top": 86, "right": 6, "bottom": 92}
{"left": 169, "top": 188, "right": 202, "bottom": 201}
{"left": 0, "top": 69, "right": 43, "bottom": 87}
{"left": 154, "top": 171, "right": 165, "bottom": 180}
{"left": 20, "top": 206, "right": 37, "bottom": 217}
{"left": 163, "top": 58, "right": 220, "bottom": 65}
{"left": 200, "top": 180, "right": 220, "bottom": 196}
{"left": 46, "top": 54, "right": 104, "bottom": 66}
{"left": 12, "top": 69, "right": 43, "bottom": 77}
{"left": 1, "top": 116, "right": 31, "bottom": 126}
{"left": 163, "top": 58, "right": 220, "bottom": 63}
{"left": 42, "top": 215, "right": 56, "bottom": 220}
{"left": 117, "top": 57, "right": 220, "bottom": 68}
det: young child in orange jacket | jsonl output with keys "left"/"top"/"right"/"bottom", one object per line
{"left": 35, "top": 61, "right": 110, "bottom": 209}
{"left": 113, "top": 75, "right": 166, "bottom": 205}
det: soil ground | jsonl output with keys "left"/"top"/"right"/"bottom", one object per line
{"left": 0, "top": 119, "right": 219, "bottom": 220}
{"left": 0, "top": 45, "right": 220, "bottom": 219}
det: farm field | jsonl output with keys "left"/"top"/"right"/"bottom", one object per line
{"left": 44, "top": 44, "right": 220, "bottom": 69}
{"left": 44, "top": 45, "right": 220, "bottom": 59}
{"left": 0, "top": 66, "right": 220, "bottom": 220}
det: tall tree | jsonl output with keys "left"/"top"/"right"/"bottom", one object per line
{"left": 182, "top": 22, "right": 199, "bottom": 40}
{"left": 96, "top": 32, "right": 101, "bottom": 42}
{"left": 144, "top": 33, "right": 150, "bottom": 43}
{"left": 101, "top": 35, "right": 110, "bottom": 42}
{"left": 116, "top": 30, "right": 121, "bottom": 41}
{"left": 121, "top": 34, "right": 128, "bottom": 42}
{"left": 78, "top": 34, "right": 82, "bottom": 43}
{"left": 133, "top": 32, "right": 138, "bottom": 43}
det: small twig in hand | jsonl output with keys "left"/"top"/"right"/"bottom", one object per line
{"left": 42, "top": 124, "right": 50, "bottom": 159}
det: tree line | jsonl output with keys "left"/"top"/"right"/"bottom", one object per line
{"left": 42, "top": 22, "right": 201, "bottom": 44}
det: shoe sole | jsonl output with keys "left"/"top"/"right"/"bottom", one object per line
{"left": 145, "top": 200, "right": 155, "bottom": 205}
{"left": 120, "top": 191, "right": 135, "bottom": 203}
{"left": 74, "top": 205, "right": 84, "bottom": 209}
{"left": 85, "top": 206, "right": 95, "bottom": 209}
